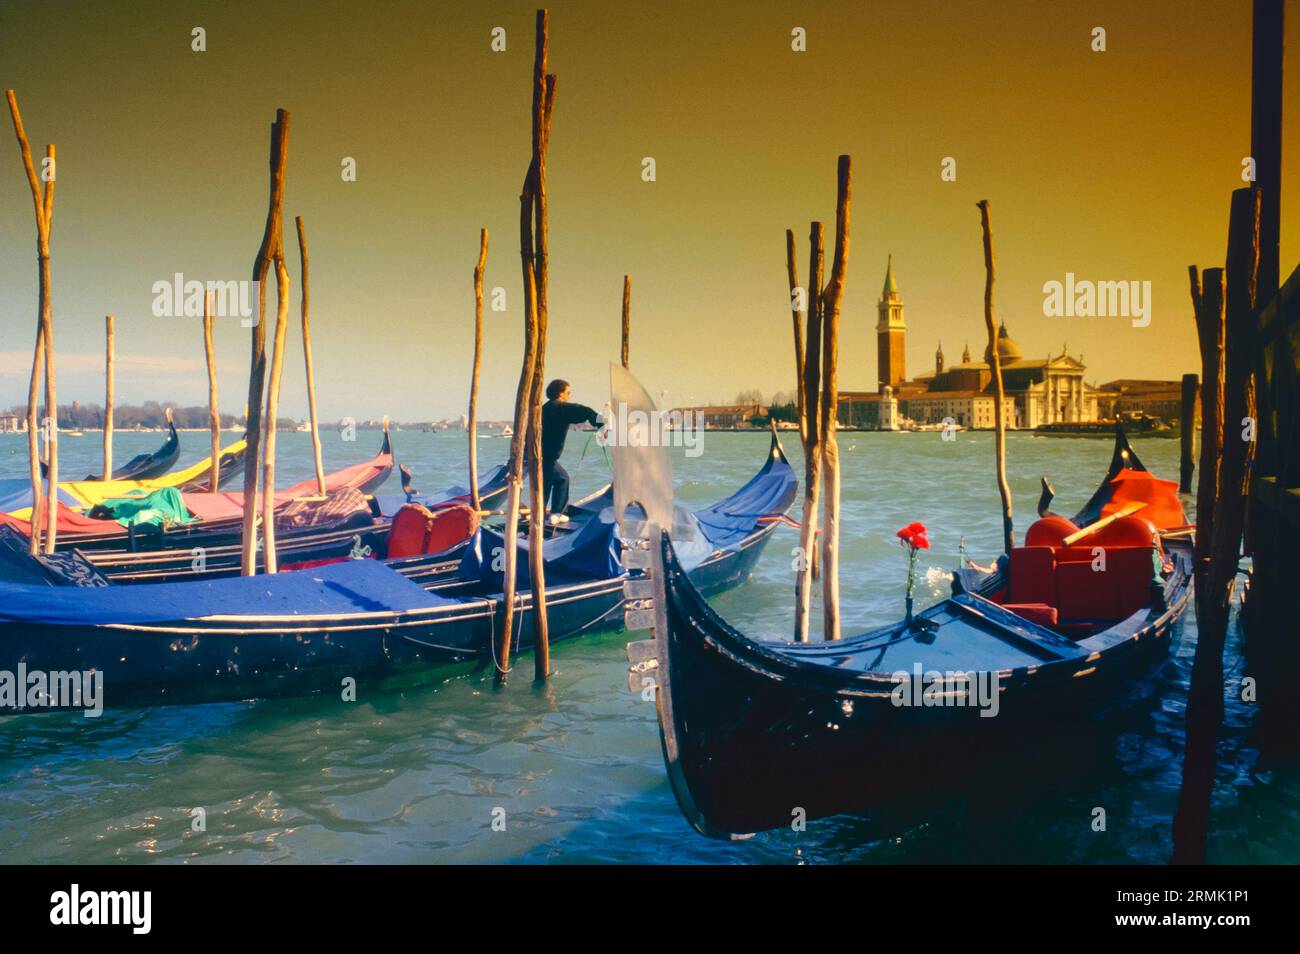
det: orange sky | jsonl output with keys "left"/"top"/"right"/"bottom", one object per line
{"left": 1, "top": 0, "right": 1295, "bottom": 420}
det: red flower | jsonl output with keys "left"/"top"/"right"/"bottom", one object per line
{"left": 896, "top": 522, "right": 929, "bottom": 550}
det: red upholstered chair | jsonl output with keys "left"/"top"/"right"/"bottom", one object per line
{"left": 386, "top": 503, "right": 479, "bottom": 559}
{"left": 424, "top": 504, "right": 478, "bottom": 555}
{"left": 1008, "top": 547, "right": 1056, "bottom": 605}
{"left": 1108, "top": 547, "right": 1159, "bottom": 620}
{"left": 1055, "top": 560, "right": 1120, "bottom": 622}
{"left": 387, "top": 504, "right": 437, "bottom": 559}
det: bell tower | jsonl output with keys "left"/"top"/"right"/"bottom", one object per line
{"left": 935, "top": 341, "right": 945, "bottom": 375}
{"left": 876, "top": 255, "right": 905, "bottom": 390}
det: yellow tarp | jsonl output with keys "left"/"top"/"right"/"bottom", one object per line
{"left": 7, "top": 438, "right": 246, "bottom": 515}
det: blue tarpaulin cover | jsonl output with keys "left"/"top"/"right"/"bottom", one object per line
{"left": 0, "top": 558, "right": 457, "bottom": 626}
{"left": 0, "top": 478, "right": 83, "bottom": 515}
{"left": 458, "top": 442, "right": 796, "bottom": 585}
{"left": 692, "top": 446, "right": 797, "bottom": 549}
{"left": 458, "top": 507, "right": 622, "bottom": 587}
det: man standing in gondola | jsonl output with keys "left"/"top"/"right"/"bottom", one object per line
{"left": 537, "top": 379, "right": 602, "bottom": 522}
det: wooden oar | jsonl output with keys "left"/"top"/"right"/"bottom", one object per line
{"left": 1061, "top": 501, "right": 1147, "bottom": 546}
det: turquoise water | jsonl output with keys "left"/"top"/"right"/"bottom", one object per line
{"left": 0, "top": 429, "right": 1294, "bottom": 864}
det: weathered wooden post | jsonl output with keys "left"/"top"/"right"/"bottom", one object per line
{"left": 621, "top": 274, "right": 631, "bottom": 369}
{"left": 1190, "top": 266, "right": 1225, "bottom": 564}
{"left": 103, "top": 314, "right": 115, "bottom": 482}
{"left": 260, "top": 238, "right": 292, "bottom": 575}
{"left": 785, "top": 229, "right": 806, "bottom": 446}
{"left": 1179, "top": 373, "right": 1198, "bottom": 493}
{"left": 977, "top": 200, "right": 1014, "bottom": 555}
{"left": 202, "top": 293, "right": 220, "bottom": 491}
{"left": 794, "top": 222, "right": 825, "bottom": 642}
{"left": 498, "top": 9, "right": 557, "bottom": 684}
{"left": 1251, "top": 0, "right": 1283, "bottom": 309}
{"left": 469, "top": 228, "right": 488, "bottom": 512}
{"left": 294, "top": 216, "right": 326, "bottom": 496}
{"left": 524, "top": 13, "right": 558, "bottom": 683}
{"left": 6, "top": 91, "right": 57, "bottom": 554}
{"left": 1173, "top": 188, "right": 1261, "bottom": 865}
{"left": 819, "top": 156, "right": 852, "bottom": 641}
{"left": 241, "top": 110, "right": 289, "bottom": 576}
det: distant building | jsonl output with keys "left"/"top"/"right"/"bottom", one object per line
{"left": 1097, "top": 379, "right": 1190, "bottom": 424}
{"left": 0, "top": 413, "right": 21, "bottom": 433}
{"left": 672, "top": 404, "right": 766, "bottom": 428}
{"left": 839, "top": 260, "right": 1101, "bottom": 429}
{"left": 877, "top": 256, "right": 906, "bottom": 389}
{"left": 904, "top": 390, "right": 1017, "bottom": 430}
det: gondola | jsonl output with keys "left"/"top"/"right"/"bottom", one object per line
{"left": 0, "top": 421, "right": 795, "bottom": 710}
{"left": 0, "top": 431, "right": 399, "bottom": 554}
{"left": 88, "top": 463, "right": 513, "bottom": 584}
{"left": 628, "top": 408, "right": 1194, "bottom": 838}
{"left": 58, "top": 436, "right": 249, "bottom": 508}
{"left": 46, "top": 415, "right": 181, "bottom": 483}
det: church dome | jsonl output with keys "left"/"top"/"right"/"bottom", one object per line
{"left": 984, "top": 322, "right": 1022, "bottom": 364}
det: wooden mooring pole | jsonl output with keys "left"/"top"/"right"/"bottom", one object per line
{"left": 1243, "top": 0, "right": 1292, "bottom": 758}
{"left": 203, "top": 294, "right": 220, "bottom": 492}
{"left": 1173, "top": 188, "right": 1261, "bottom": 865}
{"left": 1179, "top": 373, "right": 1198, "bottom": 493}
{"left": 524, "top": 11, "right": 557, "bottom": 683}
{"left": 469, "top": 228, "right": 488, "bottom": 512}
{"left": 621, "top": 274, "right": 631, "bottom": 369}
{"left": 977, "top": 200, "right": 1013, "bottom": 555}
{"left": 1190, "top": 266, "right": 1225, "bottom": 560}
{"left": 786, "top": 230, "right": 807, "bottom": 447}
{"left": 241, "top": 109, "right": 290, "bottom": 576}
{"left": 104, "top": 315, "right": 115, "bottom": 482}
{"left": 6, "top": 91, "right": 57, "bottom": 555}
{"left": 296, "top": 216, "right": 327, "bottom": 497}
{"left": 819, "top": 156, "right": 851, "bottom": 641}
{"left": 498, "top": 8, "right": 557, "bottom": 685}
{"left": 793, "top": 222, "right": 825, "bottom": 642}
{"left": 260, "top": 234, "right": 292, "bottom": 575}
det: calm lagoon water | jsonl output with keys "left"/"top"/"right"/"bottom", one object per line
{"left": 0, "top": 428, "right": 1294, "bottom": 864}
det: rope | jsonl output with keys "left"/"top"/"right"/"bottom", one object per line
{"left": 758, "top": 514, "right": 803, "bottom": 529}
{"left": 570, "top": 428, "right": 611, "bottom": 485}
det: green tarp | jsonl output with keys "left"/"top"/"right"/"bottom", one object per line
{"left": 94, "top": 487, "right": 195, "bottom": 529}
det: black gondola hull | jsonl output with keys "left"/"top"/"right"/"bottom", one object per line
{"left": 0, "top": 500, "right": 784, "bottom": 711}
{"left": 650, "top": 531, "right": 1192, "bottom": 839}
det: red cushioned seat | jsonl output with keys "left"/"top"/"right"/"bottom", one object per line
{"left": 1107, "top": 547, "right": 1158, "bottom": 620}
{"left": 387, "top": 503, "right": 479, "bottom": 559}
{"left": 425, "top": 504, "right": 478, "bottom": 555}
{"left": 1002, "top": 602, "right": 1059, "bottom": 627}
{"left": 387, "top": 504, "right": 437, "bottom": 559}
{"left": 1055, "top": 560, "right": 1119, "bottom": 622}
{"left": 1008, "top": 547, "right": 1056, "bottom": 604}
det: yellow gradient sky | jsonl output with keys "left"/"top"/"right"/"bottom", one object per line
{"left": 1, "top": 0, "right": 1296, "bottom": 420}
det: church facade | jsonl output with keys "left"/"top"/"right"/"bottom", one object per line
{"left": 838, "top": 261, "right": 1100, "bottom": 429}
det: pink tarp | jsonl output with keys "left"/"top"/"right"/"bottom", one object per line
{"left": 4, "top": 445, "right": 393, "bottom": 540}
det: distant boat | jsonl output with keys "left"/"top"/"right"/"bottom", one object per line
{"left": 501, "top": 425, "right": 514, "bottom": 438}
{"left": 64, "top": 430, "right": 84, "bottom": 437}
{"left": 295, "top": 421, "right": 312, "bottom": 432}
